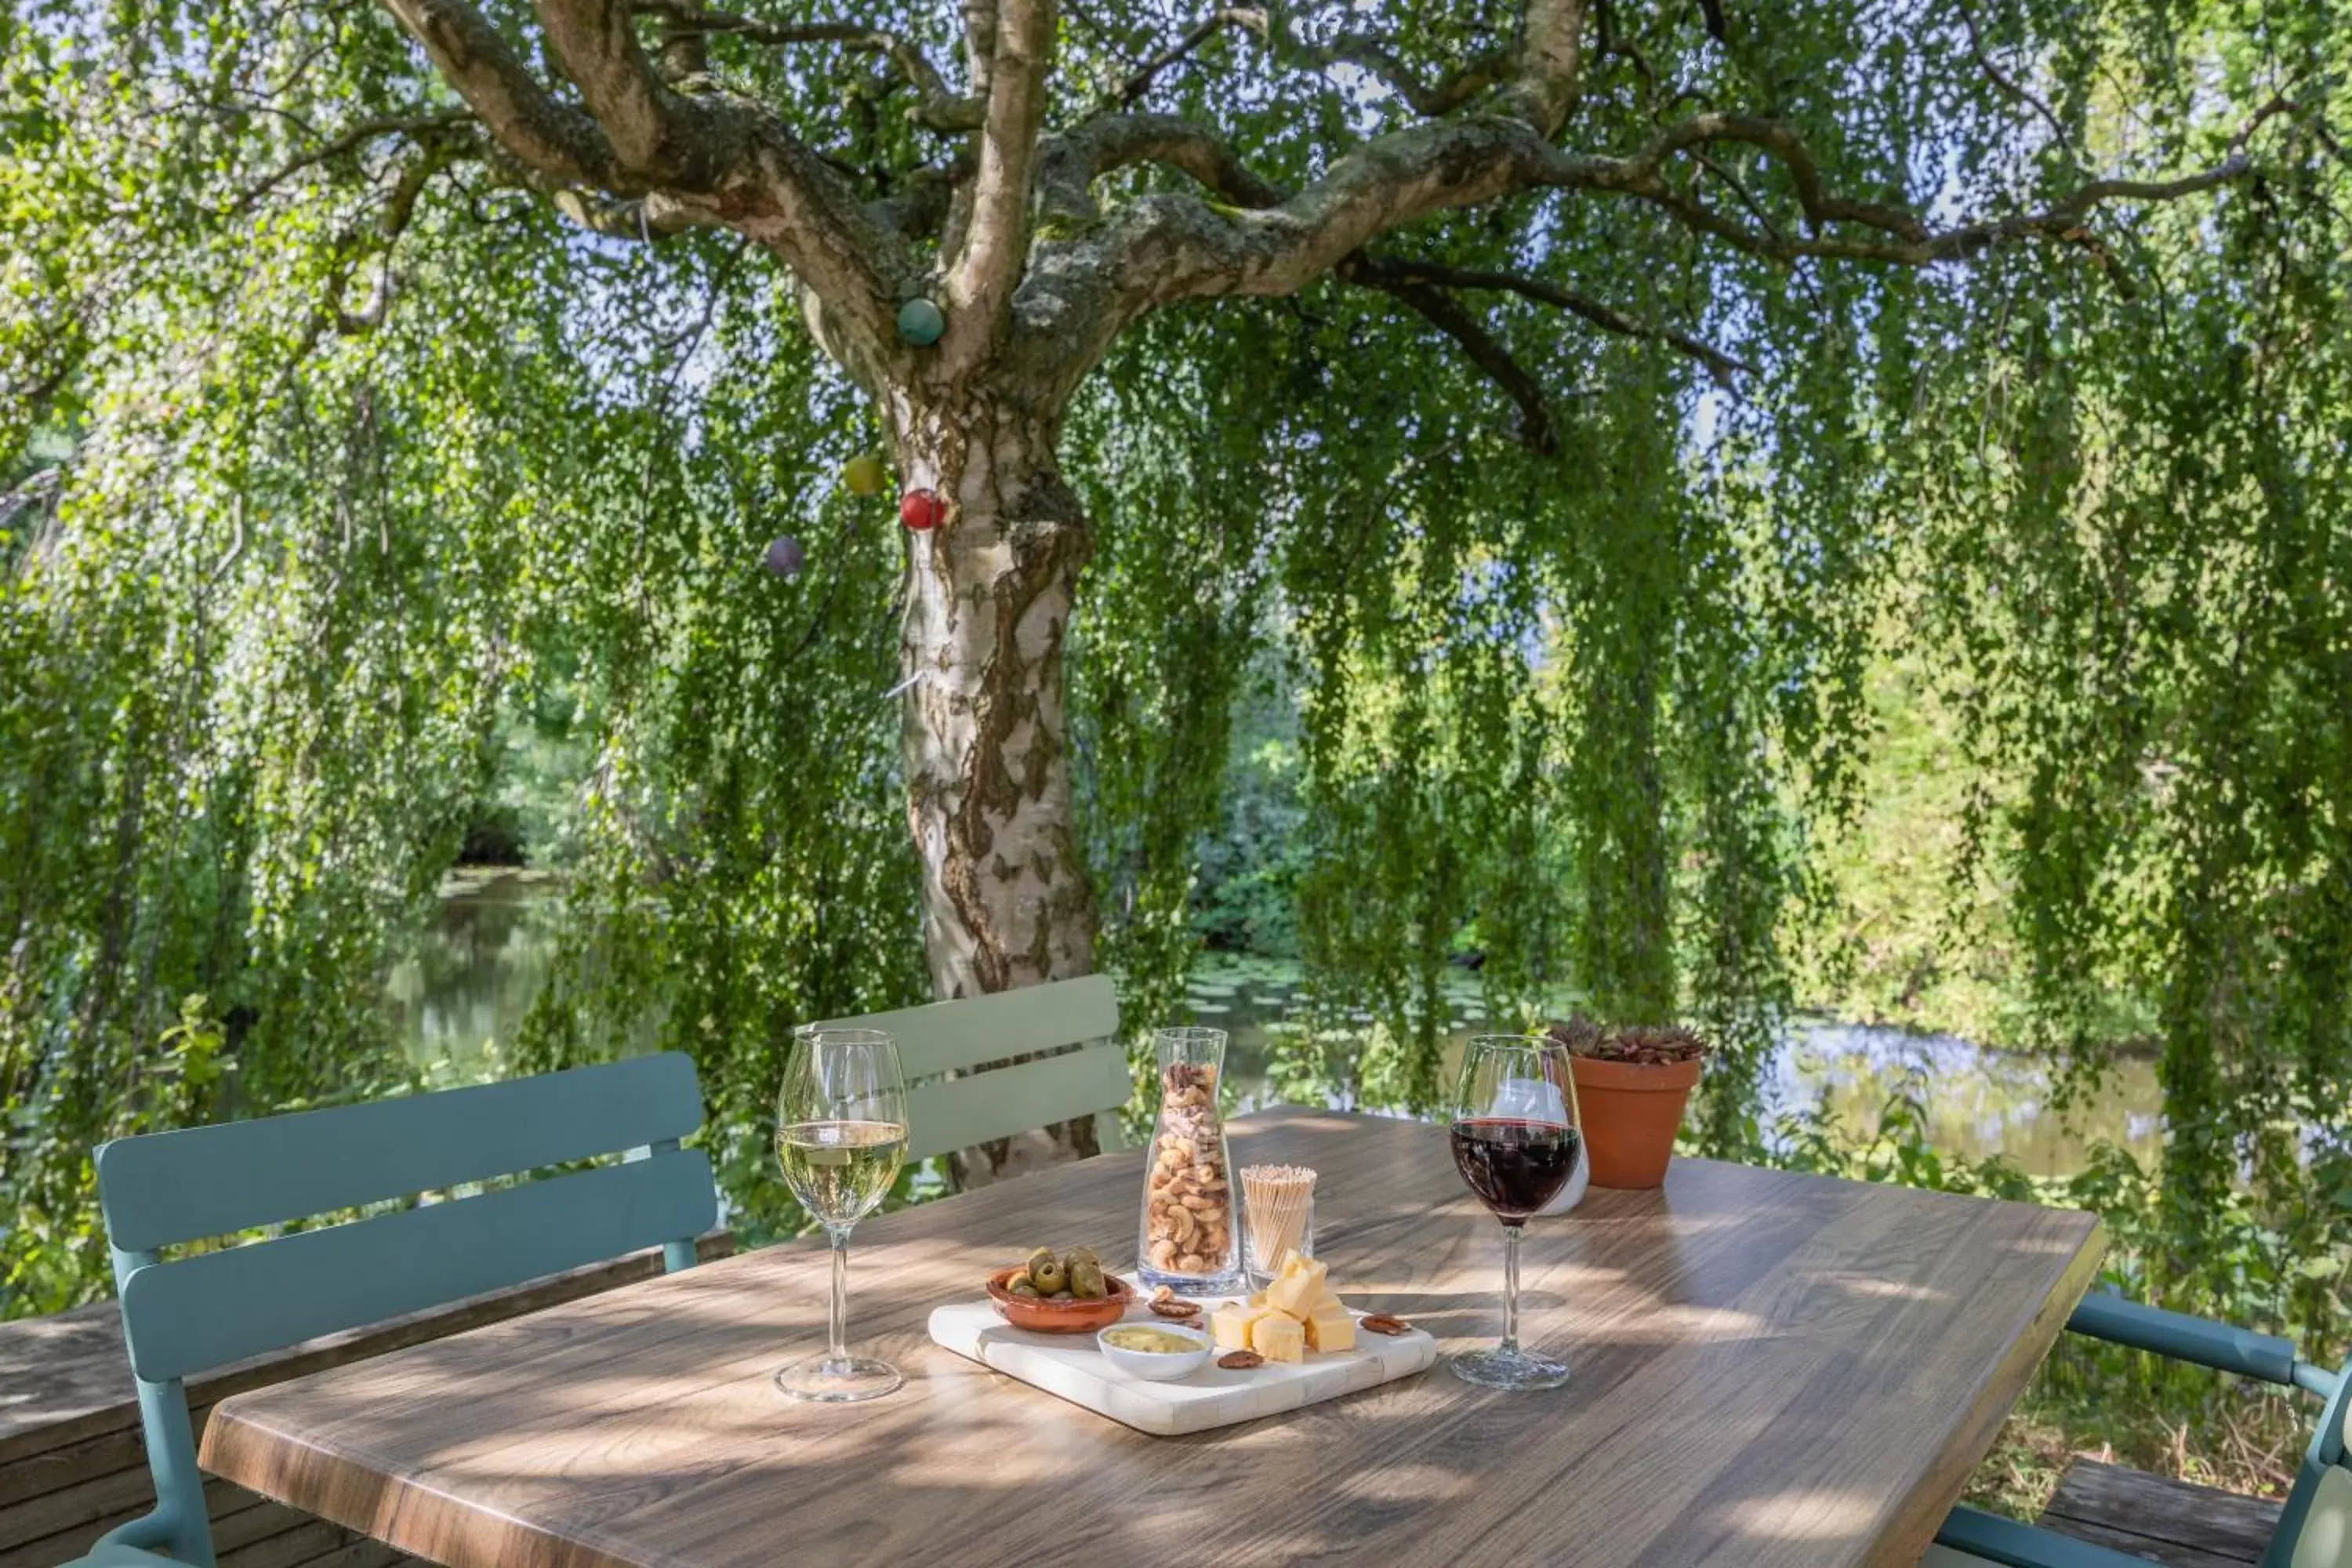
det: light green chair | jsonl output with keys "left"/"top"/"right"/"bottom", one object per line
{"left": 1933, "top": 1291, "right": 2352, "bottom": 1567}
{"left": 74, "top": 1053, "right": 714, "bottom": 1567}
{"left": 813, "top": 974, "right": 1129, "bottom": 1160}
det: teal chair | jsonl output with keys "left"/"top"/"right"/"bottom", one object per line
{"left": 75, "top": 1052, "right": 715, "bottom": 1567}
{"left": 815, "top": 974, "right": 1130, "bottom": 1160}
{"left": 1933, "top": 1292, "right": 2352, "bottom": 1567}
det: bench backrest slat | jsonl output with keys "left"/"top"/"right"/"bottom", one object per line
{"left": 815, "top": 976, "right": 1128, "bottom": 1157}
{"left": 96, "top": 1052, "right": 704, "bottom": 1251}
{"left": 117, "top": 1149, "right": 714, "bottom": 1383}
{"left": 813, "top": 975, "right": 1119, "bottom": 1081}
{"left": 906, "top": 1044, "right": 1131, "bottom": 1162}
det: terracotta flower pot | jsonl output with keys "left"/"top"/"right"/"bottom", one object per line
{"left": 1571, "top": 1054, "right": 1702, "bottom": 1189}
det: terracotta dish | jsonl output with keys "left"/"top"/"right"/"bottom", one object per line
{"left": 985, "top": 1266, "right": 1134, "bottom": 1334}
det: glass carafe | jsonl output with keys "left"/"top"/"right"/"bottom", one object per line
{"left": 1136, "top": 1026, "right": 1247, "bottom": 1296}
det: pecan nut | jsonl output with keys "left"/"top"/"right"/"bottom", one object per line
{"left": 1149, "top": 1299, "right": 1203, "bottom": 1319}
{"left": 1217, "top": 1349, "right": 1265, "bottom": 1370}
{"left": 1359, "top": 1313, "right": 1411, "bottom": 1336}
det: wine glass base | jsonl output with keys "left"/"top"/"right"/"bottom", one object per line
{"left": 774, "top": 1354, "right": 902, "bottom": 1403}
{"left": 1451, "top": 1345, "right": 1570, "bottom": 1391}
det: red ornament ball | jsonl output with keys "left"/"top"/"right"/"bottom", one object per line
{"left": 899, "top": 488, "right": 946, "bottom": 532}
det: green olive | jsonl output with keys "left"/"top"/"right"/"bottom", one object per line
{"left": 1023, "top": 1246, "right": 1058, "bottom": 1282}
{"left": 1007, "top": 1276, "right": 1041, "bottom": 1298}
{"left": 1031, "top": 1255, "right": 1069, "bottom": 1294}
{"left": 1069, "top": 1260, "right": 1107, "bottom": 1299}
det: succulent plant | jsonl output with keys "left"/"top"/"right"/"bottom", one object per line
{"left": 1544, "top": 1016, "right": 1711, "bottom": 1065}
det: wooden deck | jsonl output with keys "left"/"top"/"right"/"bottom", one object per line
{"left": 2042, "top": 1460, "right": 2282, "bottom": 1566}
{"left": 0, "top": 1233, "right": 727, "bottom": 1568}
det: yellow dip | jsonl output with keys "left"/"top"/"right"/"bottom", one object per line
{"left": 1102, "top": 1326, "right": 1201, "bottom": 1354}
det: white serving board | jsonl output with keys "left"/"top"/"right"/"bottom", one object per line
{"left": 927, "top": 1301, "right": 1437, "bottom": 1436}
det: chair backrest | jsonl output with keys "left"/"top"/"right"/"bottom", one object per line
{"left": 2270, "top": 1359, "right": 2352, "bottom": 1568}
{"left": 92, "top": 1053, "right": 713, "bottom": 1566}
{"left": 813, "top": 975, "right": 1127, "bottom": 1161}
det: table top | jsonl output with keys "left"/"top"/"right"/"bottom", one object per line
{"left": 201, "top": 1108, "right": 2103, "bottom": 1568}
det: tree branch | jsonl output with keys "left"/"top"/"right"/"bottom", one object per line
{"left": 528, "top": 0, "right": 722, "bottom": 181}
{"left": 1550, "top": 111, "right": 2267, "bottom": 297}
{"left": 1508, "top": 0, "right": 1589, "bottom": 135}
{"left": 1106, "top": 8, "right": 1259, "bottom": 107}
{"left": 1341, "top": 255, "right": 1559, "bottom": 452}
{"left": 1953, "top": 0, "right": 2069, "bottom": 152}
{"left": 231, "top": 108, "right": 473, "bottom": 214}
{"left": 1288, "top": 30, "right": 1512, "bottom": 118}
{"left": 1374, "top": 257, "right": 1751, "bottom": 385}
{"left": 1093, "top": 100, "right": 2270, "bottom": 326}
{"left": 1036, "top": 113, "right": 1285, "bottom": 223}
{"left": 630, "top": 0, "right": 985, "bottom": 132}
{"left": 380, "top": 0, "right": 916, "bottom": 363}
{"left": 376, "top": 0, "right": 626, "bottom": 186}
{"left": 946, "top": 0, "right": 1058, "bottom": 362}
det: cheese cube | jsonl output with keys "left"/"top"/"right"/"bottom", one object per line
{"left": 1304, "top": 1306, "right": 1356, "bottom": 1354}
{"left": 1213, "top": 1304, "right": 1273, "bottom": 1352}
{"left": 1251, "top": 1312, "right": 1305, "bottom": 1364}
{"left": 1246, "top": 1290, "right": 1269, "bottom": 1308}
{"left": 1310, "top": 1285, "right": 1344, "bottom": 1313}
{"left": 1264, "top": 1252, "right": 1328, "bottom": 1318}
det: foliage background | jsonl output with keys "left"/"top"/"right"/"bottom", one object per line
{"left": 4, "top": 0, "right": 2350, "bottom": 1504}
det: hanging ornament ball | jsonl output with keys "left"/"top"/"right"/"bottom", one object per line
{"left": 842, "top": 452, "right": 888, "bottom": 496}
{"left": 762, "top": 535, "right": 806, "bottom": 579}
{"left": 899, "top": 488, "right": 945, "bottom": 532}
{"left": 895, "top": 297, "right": 946, "bottom": 347}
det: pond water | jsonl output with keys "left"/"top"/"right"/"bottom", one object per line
{"left": 391, "top": 870, "right": 2165, "bottom": 1178}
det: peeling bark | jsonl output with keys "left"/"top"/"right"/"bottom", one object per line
{"left": 891, "top": 390, "right": 1100, "bottom": 1182}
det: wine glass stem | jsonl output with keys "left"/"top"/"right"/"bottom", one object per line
{"left": 1500, "top": 1222, "right": 1523, "bottom": 1356}
{"left": 826, "top": 1225, "right": 851, "bottom": 1364}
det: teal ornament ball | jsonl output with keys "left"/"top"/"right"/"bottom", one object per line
{"left": 896, "top": 298, "right": 946, "bottom": 347}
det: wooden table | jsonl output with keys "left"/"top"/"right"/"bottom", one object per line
{"left": 201, "top": 1109, "right": 2103, "bottom": 1567}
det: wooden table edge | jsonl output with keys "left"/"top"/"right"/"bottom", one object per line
{"left": 1869, "top": 1211, "right": 2108, "bottom": 1567}
{"left": 201, "top": 1404, "right": 635, "bottom": 1568}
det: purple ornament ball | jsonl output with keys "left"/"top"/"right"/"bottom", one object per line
{"left": 763, "top": 535, "right": 805, "bottom": 579}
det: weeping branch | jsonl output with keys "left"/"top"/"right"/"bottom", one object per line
{"left": 1106, "top": 7, "right": 1261, "bottom": 107}
{"left": 1341, "top": 255, "right": 1559, "bottom": 453}
{"left": 1953, "top": 0, "right": 2070, "bottom": 151}
{"left": 300, "top": 143, "right": 455, "bottom": 354}
{"left": 1374, "top": 258, "right": 1751, "bottom": 386}
{"left": 231, "top": 108, "right": 473, "bottom": 214}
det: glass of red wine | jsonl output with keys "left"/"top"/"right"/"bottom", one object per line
{"left": 1448, "top": 1033, "right": 1581, "bottom": 1390}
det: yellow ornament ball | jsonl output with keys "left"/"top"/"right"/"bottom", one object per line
{"left": 843, "top": 453, "right": 889, "bottom": 496}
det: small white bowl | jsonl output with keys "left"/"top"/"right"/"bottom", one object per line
{"left": 1094, "top": 1320, "right": 1214, "bottom": 1381}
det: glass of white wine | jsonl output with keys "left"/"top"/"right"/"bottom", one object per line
{"left": 773, "top": 1026, "right": 909, "bottom": 1403}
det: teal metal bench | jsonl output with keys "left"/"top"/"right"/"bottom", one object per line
{"left": 1933, "top": 1290, "right": 2352, "bottom": 1568}
{"left": 74, "top": 1053, "right": 716, "bottom": 1568}
{"left": 814, "top": 974, "right": 1128, "bottom": 1160}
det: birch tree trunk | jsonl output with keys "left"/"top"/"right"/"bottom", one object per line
{"left": 892, "top": 390, "right": 1102, "bottom": 1183}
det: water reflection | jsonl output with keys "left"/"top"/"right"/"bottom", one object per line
{"left": 387, "top": 868, "right": 565, "bottom": 1075}
{"left": 393, "top": 876, "right": 2161, "bottom": 1177}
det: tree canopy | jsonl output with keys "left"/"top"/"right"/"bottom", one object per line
{"left": 3, "top": 0, "right": 2349, "bottom": 1330}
